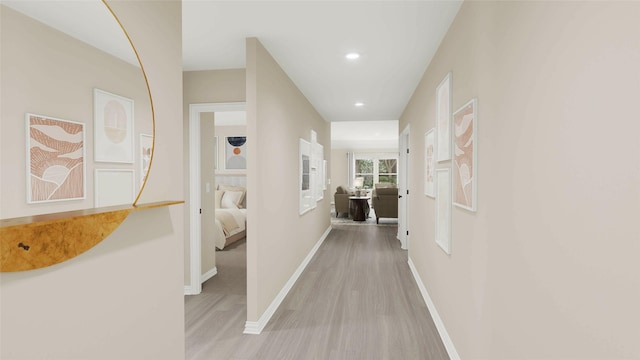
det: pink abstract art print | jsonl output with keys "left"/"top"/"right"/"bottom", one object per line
{"left": 453, "top": 99, "right": 477, "bottom": 211}
{"left": 436, "top": 73, "right": 451, "bottom": 162}
{"left": 424, "top": 128, "right": 436, "bottom": 197}
{"left": 27, "top": 114, "right": 85, "bottom": 203}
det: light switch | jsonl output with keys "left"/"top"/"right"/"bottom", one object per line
{"left": 206, "top": 182, "right": 211, "bottom": 193}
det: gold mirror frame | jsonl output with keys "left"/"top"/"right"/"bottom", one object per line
{"left": 102, "top": 0, "right": 154, "bottom": 206}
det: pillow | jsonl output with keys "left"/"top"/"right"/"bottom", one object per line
{"left": 218, "top": 184, "right": 246, "bottom": 207}
{"left": 221, "top": 190, "right": 243, "bottom": 209}
{"left": 215, "top": 190, "right": 225, "bottom": 209}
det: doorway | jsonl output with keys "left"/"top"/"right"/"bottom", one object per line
{"left": 187, "top": 102, "right": 246, "bottom": 295}
{"left": 398, "top": 125, "right": 410, "bottom": 250}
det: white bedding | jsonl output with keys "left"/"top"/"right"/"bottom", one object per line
{"left": 214, "top": 208, "right": 247, "bottom": 250}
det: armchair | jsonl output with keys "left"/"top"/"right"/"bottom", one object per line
{"left": 372, "top": 184, "right": 398, "bottom": 223}
{"left": 334, "top": 185, "right": 354, "bottom": 217}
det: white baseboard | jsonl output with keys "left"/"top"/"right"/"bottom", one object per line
{"left": 244, "top": 226, "right": 332, "bottom": 335}
{"left": 201, "top": 267, "right": 218, "bottom": 284}
{"left": 408, "top": 257, "right": 461, "bottom": 360}
{"left": 184, "top": 267, "right": 218, "bottom": 295}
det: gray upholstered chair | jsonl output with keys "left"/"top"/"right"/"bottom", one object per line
{"left": 334, "top": 185, "right": 353, "bottom": 217}
{"left": 372, "top": 184, "right": 398, "bottom": 223}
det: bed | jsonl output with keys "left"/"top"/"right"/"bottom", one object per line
{"left": 214, "top": 184, "right": 247, "bottom": 250}
{"left": 214, "top": 208, "right": 246, "bottom": 250}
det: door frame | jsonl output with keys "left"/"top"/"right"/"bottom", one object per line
{"left": 186, "top": 102, "right": 246, "bottom": 295}
{"left": 398, "top": 125, "right": 410, "bottom": 250}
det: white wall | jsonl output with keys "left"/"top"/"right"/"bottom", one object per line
{"left": 246, "top": 37, "right": 331, "bottom": 322}
{"left": 401, "top": 2, "right": 640, "bottom": 358}
{"left": 1, "top": 1, "right": 185, "bottom": 359}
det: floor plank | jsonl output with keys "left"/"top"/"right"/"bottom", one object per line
{"left": 185, "top": 224, "right": 449, "bottom": 360}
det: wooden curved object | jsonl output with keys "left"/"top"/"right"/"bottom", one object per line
{"left": 0, "top": 201, "right": 182, "bottom": 272}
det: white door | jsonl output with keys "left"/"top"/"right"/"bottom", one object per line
{"left": 398, "top": 125, "right": 410, "bottom": 250}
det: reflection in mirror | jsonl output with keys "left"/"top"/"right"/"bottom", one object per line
{"left": 0, "top": 1, "right": 152, "bottom": 220}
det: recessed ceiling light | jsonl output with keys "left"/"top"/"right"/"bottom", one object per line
{"left": 354, "top": 102, "right": 364, "bottom": 107}
{"left": 345, "top": 52, "right": 360, "bottom": 60}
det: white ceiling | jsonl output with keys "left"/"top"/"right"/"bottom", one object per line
{"left": 5, "top": 0, "right": 463, "bottom": 149}
{"left": 183, "top": 0, "right": 462, "bottom": 124}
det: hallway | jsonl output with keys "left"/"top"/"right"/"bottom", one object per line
{"left": 185, "top": 224, "right": 448, "bottom": 360}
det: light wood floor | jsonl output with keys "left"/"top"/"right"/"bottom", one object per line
{"left": 185, "top": 224, "right": 449, "bottom": 360}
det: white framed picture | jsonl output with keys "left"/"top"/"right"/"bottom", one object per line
{"left": 26, "top": 113, "right": 86, "bottom": 203}
{"left": 424, "top": 128, "right": 436, "bottom": 197}
{"left": 436, "top": 72, "right": 452, "bottom": 162}
{"left": 139, "top": 133, "right": 153, "bottom": 187}
{"left": 94, "top": 88, "right": 134, "bottom": 163}
{"left": 453, "top": 98, "right": 478, "bottom": 212}
{"left": 435, "top": 168, "right": 452, "bottom": 255}
{"left": 299, "top": 138, "right": 315, "bottom": 215}
{"left": 314, "top": 142, "right": 324, "bottom": 202}
{"left": 94, "top": 169, "right": 135, "bottom": 207}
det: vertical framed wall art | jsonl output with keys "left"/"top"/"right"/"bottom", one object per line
{"left": 94, "top": 88, "right": 134, "bottom": 163}
{"left": 26, "top": 113, "right": 86, "bottom": 203}
{"left": 94, "top": 169, "right": 135, "bottom": 207}
{"left": 323, "top": 160, "right": 328, "bottom": 191}
{"left": 314, "top": 143, "right": 324, "bottom": 202}
{"left": 436, "top": 72, "right": 452, "bottom": 162}
{"left": 140, "top": 133, "right": 153, "bottom": 187}
{"left": 225, "top": 136, "right": 246, "bottom": 170}
{"left": 435, "top": 168, "right": 452, "bottom": 255}
{"left": 424, "top": 128, "right": 436, "bottom": 197}
{"left": 453, "top": 98, "right": 478, "bottom": 211}
{"left": 299, "top": 138, "right": 315, "bottom": 215}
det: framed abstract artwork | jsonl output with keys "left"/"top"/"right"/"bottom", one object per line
{"left": 424, "top": 128, "right": 436, "bottom": 197}
{"left": 453, "top": 98, "right": 478, "bottom": 211}
{"left": 435, "top": 168, "right": 452, "bottom": 255}
{"left": 139, "top": 133, "right": 153, "bottom": 187}
{"left": 26, "top": 113, "right": 86, "bottom": 203}
{"left": 94, "top": 169, "right": 135, "bottom": 207}
{"left": 436, "top": 72, "right": 452, "bottom": 162}
{"left": 94, "top": 88, "right": 134, "bottom": 163}
{"left": 225, "top": 136, "right": 246, "bottom": 170}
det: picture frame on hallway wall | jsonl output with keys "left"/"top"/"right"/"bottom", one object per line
{"left": 299, "top": 138, "right": 315, "bottom": 215}
{"left": 435, "top": 168, "right": 452, "bottom": 255}
{"left": 225, "top": 136, "right": 247, "bottom": 170}
{"left": 26, "top": 113, "right": 86, "bottom": 203}
{"left": 94, "top": 169, "right": 135, "bottom": 207}
{"left": 424, "top": 128, "right": 436, "bottom": 197}
{"left": 139, "top": 133, "right": 153, "bottom": 188}
{"left": 94, "top": 88, "right": 134, "bottom": 163}
{"left": 453, "top": 98, "right": 478, "bottom": 212}
{"left": 436, "top": 72, "right": 452, "bottom": 162}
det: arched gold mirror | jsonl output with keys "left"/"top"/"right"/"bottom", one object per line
{"left": 0, "top": 0, "right": 168, "bottom": 272}
{"left": 0, "top": 0, "right": 153, "bottom": 220}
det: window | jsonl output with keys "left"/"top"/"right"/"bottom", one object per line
{"left": 354, "top": 153, "right": 398, "bottom": 188}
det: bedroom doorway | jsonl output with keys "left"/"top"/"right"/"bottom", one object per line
{"left": 187, "top": 102, "right": 246, "bottom": 295}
